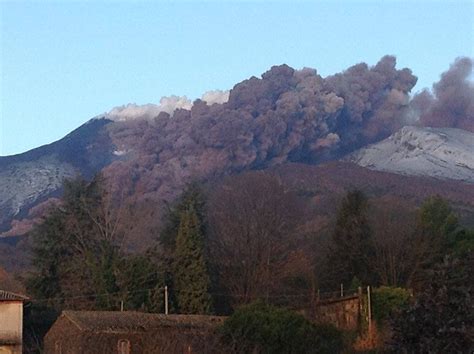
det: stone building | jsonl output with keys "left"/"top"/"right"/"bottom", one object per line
{"left": 44, "top": 311, "right": 226, "bottom": 354}
{"left": 0, "top": 290, "right": 29, "bottom": 354}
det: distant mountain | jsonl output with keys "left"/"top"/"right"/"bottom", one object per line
{"left": 0, "top": 118, "right": 115, "bottom": 232}
{"left": 0, "top": 57, "right": 472, "bottom": 245}
{"left": 2, "top": 159, "right": 473, "bottom": 273}
{"left": 346, "top": 126, "right": 474, "bottom": 183}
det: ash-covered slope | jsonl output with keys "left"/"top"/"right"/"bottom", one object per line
{"left": 0, "top": 118, "right": 115, "bottom": 231}
{"left": 346, "top": 126, "right": 474, "bottom": 183}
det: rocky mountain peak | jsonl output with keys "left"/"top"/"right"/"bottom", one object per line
{"left": 346, "top": 126, "right": 474, "bottom": 183}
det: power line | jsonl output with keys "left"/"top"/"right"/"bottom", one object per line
{"left": 28, "top": 287, "right": 355, "bottom": 305}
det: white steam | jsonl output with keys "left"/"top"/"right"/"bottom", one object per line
{"left": 106, "top": 90, "right": 230, "bottom": 121}
{"left": 107, "top": 95, "right": 193, "bottom": 121}
{"left": 201, "top": 90, "right": 230, "bottom": 105}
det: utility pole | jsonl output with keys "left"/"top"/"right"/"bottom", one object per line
{"left": 164, "top": 286, "right": 169, "bottom": 315}
{"left": 358, "top": 287, "right": 363, "bottom": 312}
{"left": 367, "top": 285, "right": 372, "bottom": 335}
{"left": 340, "top": 283, "right": 344, "bottom": 297}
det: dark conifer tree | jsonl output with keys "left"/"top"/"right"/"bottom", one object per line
{"left": 172, "top": 206, "right": 213, "bottom": 314}
{"left": 117, "top": 253, "right": 165, "bottom": 312}
{"left": 160, "top": 183, "right": 217, "bottom": 312}
{"left": 160, "top": 182, "right": 207, "bottom": 251}
{"left": 27, "top": 176, "right": 122, "bottom": 310}
{"left": 27, "top": 208, "right": 68, "bottom": 306}
{"left": 325, "top": 190, "right": 375, "bottom": 288}
{"left": 409, "top": 195, "right": 460, "bottom": 288}
{"left": 417, "top": 195, "right": 459, "bottom": 258}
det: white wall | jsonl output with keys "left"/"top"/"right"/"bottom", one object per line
{"left": 0, "top": 302, "right": 23, "bottom": 343}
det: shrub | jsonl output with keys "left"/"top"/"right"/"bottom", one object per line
{"left": 219, "top": 302, "right": 343, "bottom": 354}
{"left": 371, "top": 286, "right": 411, "bottom": 324}
{"left": 391, "top": 256, "right": 473, "bottom": 353}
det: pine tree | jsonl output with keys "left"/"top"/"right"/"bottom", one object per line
{"left": 27, "top": 208, "right": 68, "bottom": 306}
{"left": 418, "top": 195, "right": 459, "bottom": 258}
{"left": 27, "top": 176, "right": 122, "bottom": 310}
{"left": 326, "top": 190, "right": 375, "bottom": 288}
{"left": 172, "top": 206, "right": 213, "bottom": 314}
{"left": 160, "top": 183, "right": 207, "bottom": 251}
{"left": 117, "top": 254, "right": 165, "bottom": 312}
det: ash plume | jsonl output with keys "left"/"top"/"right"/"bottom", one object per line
{"left": 105, "top": 56, "right": 418, "bottom": 213}
{"left": 325, "top": 55, "right": 417, "bottom": 152}
{"left": 412, "top": 57, "right": 474, "bottom": 132}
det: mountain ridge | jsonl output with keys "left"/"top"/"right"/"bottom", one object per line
{"left": 0, "top": 56, "right": 472, "bottom": 241}
{"left": 0, "top": 118, "right": 115, "bottom": 231}
{"left": 346, "top": 126, "right": 474, "bottom": 183}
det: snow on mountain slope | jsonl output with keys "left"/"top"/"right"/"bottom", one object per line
{"left": 0, "top": 155, "right": 76, "bottom": 218}
{"left": 346, "top": 126, "right": 474, "bottom": 183}
{"left": 0, "top": 118, "right": 115, "bottom": 232}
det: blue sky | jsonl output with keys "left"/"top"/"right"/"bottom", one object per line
{"left": 1, "top": 1, "right": 473, "bottom": 156}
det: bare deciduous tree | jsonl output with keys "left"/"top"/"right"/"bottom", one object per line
{"left": 370, "top": 198, "right": 418, "bottom": 287}
{"left": 207, "top": 172, "right": 305, "bottom": 306}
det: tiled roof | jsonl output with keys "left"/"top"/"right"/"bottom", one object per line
{"left": 62, "top": 311, "right": 226, "bottom": 333}
{"left": 0, "top": 290, "right": 29, "bottom": 301}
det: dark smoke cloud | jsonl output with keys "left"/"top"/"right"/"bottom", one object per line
{"left": 105, "top": 56, "right": 418, "bottom": 210}
{"left": 325, "top": 55, "right": 417, "bottom": 152}
{"left": 412, "top": 57, "right": 474, "bottom": 132}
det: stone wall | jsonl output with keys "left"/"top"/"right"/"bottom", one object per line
{"left": 302, "top": 295, "right": 362, "bottom": 331}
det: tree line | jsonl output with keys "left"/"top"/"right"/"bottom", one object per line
{"left": 24, "top": 171, "right": 473, "bottom": 351}
{"left": 323, "top": 189, "right": 471, "bottom": 291}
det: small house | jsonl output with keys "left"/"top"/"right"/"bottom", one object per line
{"left": 0, "top": 290, "right": 29, "bottom": 354}
{"left": 44, "top": 311, "right": 226, "bottom": 354}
